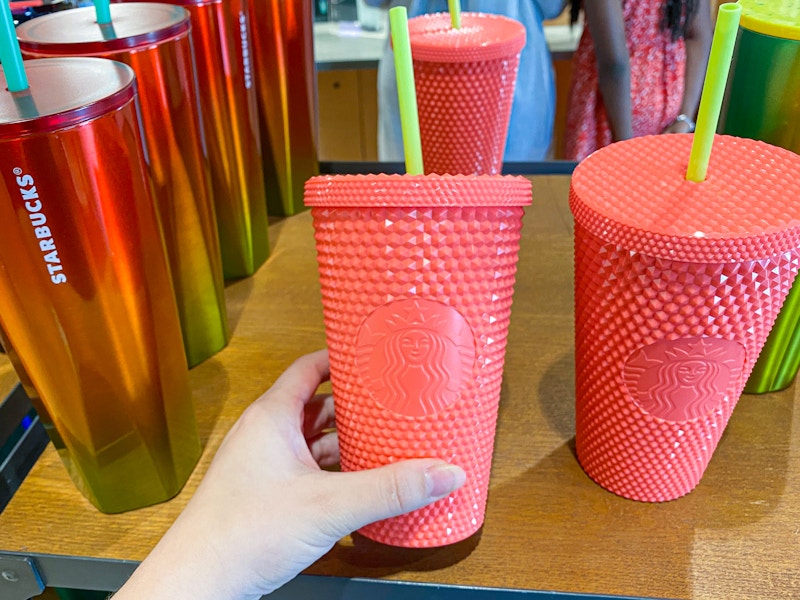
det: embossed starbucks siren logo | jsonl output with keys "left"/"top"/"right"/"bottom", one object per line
{"left": 623, "top": 337, "right": 746, "bottom": 422}
{"left": 356, "top": 298, "right": 475, "bottom": 418}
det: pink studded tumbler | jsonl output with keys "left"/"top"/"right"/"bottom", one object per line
{"left": 571, "top": 134, "right": 800, "bottom": 503}
{"left": 305, "top": 174, "right": 532, "bottom": 547}
{"left": 406, "top": 12, "right": 525, "bottom": 176}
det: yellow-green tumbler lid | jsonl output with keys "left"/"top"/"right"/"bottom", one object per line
{"left": 737, "top": 0, "right": 800, "bottom": 41}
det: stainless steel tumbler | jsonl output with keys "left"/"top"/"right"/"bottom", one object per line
{"left": 0, "top": 57, "right": 201, "bottom": 513}
{"left": 17, "top": 3, "right": 230, "bottom": 367}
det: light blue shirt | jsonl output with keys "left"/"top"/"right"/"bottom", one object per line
{"left": 376, "top": 0, "right": 564, "bottom": 162}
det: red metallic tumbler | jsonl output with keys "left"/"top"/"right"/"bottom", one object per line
{"left": 136, "top": 0, "right": 270, "bottom": 279}
{"left": 0, "top": 57, "right": 201, "bottom": 513}
{"left": 17, "top": 3, "right": 229, "bottom": 367}
{"left": 248, "top": 0, "right": 319, "bottom": 215}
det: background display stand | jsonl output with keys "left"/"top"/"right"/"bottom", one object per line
{"left": 3, "top": 165, "right": 800, "bottom": 600}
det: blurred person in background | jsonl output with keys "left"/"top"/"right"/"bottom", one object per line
{"left": 565, "top": 0, "right": 712, "bottom": 161}
{"left": 371, "top": 0, "right": 569, "bottom": 163}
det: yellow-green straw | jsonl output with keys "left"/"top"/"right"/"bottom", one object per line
{"left": 390, "top": 6, "right": 424, "bottom": 175}
{"left": 449, "top": 0, "right": 461, "bottom": 29}
{"left": 686, "top": 3, "right": 742, "bottom": 182}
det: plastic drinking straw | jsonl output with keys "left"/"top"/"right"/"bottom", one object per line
{"left": 0, "top": 0, "right": 29, "bottom": 92}
{"left": 390, "top": 6, "right": 424, "bottom": 175}
{"left": 686, "top": 3, "right": 742, "bottom": 182}
{"left": 93, "top": 0, "right": 112, "bottom": 25}
{"left": 449, "top": 0, "right": 461, "bottom": 29}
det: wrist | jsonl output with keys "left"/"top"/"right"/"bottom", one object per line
{"left": 672, "top": 113, "right": 696, "bottom": 133}
{"left": 114, "top": 514, "right": 250, "bottom": 600}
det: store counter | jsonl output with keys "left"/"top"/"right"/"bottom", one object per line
{"left": 1, "top": 171, "right": 799, "bottom": 600}
{"left": 313, "top": 21, "right": 582, "bottom": 71}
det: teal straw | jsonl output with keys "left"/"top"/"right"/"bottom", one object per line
{"left": 93, "top": 0, "right": 112, "bottom": 25}
{"left": 0, "top": 0, "right": 29, "bottom": 92}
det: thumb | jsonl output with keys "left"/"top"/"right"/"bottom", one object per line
{"left": 325, "top": 459, "right": 466, "bottom": 535}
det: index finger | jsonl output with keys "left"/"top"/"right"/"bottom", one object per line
{"left": 261, "top": 349, "right": 331, "bottom": 412}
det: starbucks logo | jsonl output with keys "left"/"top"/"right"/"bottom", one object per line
{"left": 356, "top": 298, "right": 475, "bottom": 417}
{"left": 623, "top": 337, "right": 746, "bottom": 422}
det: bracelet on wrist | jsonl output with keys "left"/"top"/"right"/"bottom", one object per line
{"left": 674, "top": 113, "right": 696, "bottom": 133}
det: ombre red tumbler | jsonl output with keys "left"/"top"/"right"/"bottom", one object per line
{"left": 136, "top": 0, "right": 270, "bottom": 279}
{"left": 17, "top": 3, "right": 229, "bottom": 367}
{"left": 249, "top": 0, "right": 319, "bottom": 215}
{"left": 0, "top": 57, "right": 201, "bottom": 513}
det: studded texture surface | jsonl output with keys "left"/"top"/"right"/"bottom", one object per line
{"left": 407, "top": 13, "right": 525, "bottom": 176}
{"left": 571, "top": 135, "right": 800, "bottom": 263}
{"left": 306, "top": 174, "right": 531, "bottom": 546}
{"left": 304, "top": 173, "right": 532, "bottom": 207}
{"left": 571, "top": 135, "right": 800, "bottom": 502}
{"left": 407, "top": 12, "right": 526, "bottom": 63}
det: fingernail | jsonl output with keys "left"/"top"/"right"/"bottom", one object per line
{"left": 425, "top": 464, "right": 466, "bottom": 499}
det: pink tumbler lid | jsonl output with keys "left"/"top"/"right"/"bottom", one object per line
{"left": 0, "top": 57, "right": 136, "bottom": 138}
{"left": 407, "top": 12, "right": 526, "bottom": 63}
{"left": 16, "top": 3, "right": 190, "bottom": 54}
{"left": 304, "top": 174, "right": 532, "bottom": 207}
{"left": 570, "top": 135, "right": 800, "bottom": 263}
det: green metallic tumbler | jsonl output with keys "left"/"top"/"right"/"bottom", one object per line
{"left": 719, "top": 0, "right": 800, "bottom": 393}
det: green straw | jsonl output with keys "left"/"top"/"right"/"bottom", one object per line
{"left": 390, "top": 6, "right": 424, "bottom": 175}
{"left": 449, "top": 0, "right": 461, "bottom": 29}
{"left": 686, "top": 3, "right": 742, "bottom": 182}
{"left": 0, "top": 0, "right": 29, "bottom": 92}
{"left": 93, "top": 0, "right": 112, "bottom": 25}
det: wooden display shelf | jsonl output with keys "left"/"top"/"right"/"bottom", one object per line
{"left": 1, "top": 175, "right": 799, "bottom": 599}
{"left": 0, "top": 354, "right": 15, "bottom": 399}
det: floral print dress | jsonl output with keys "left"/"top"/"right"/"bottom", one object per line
{"left": 565, "top": 0, "right": 685, "bottom": 162}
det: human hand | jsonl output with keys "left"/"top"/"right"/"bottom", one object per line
{"left": 662, "top": 119, "right": 693, "bottom": 134}
{"left": 114, "top": 350, "right": 466, "bottom": 600}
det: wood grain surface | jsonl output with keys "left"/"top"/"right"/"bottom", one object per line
{"left": 0, "top": 353, "right": 16, "bottom": 400}
{"left": 1, "top": 175, "right": 799, "bottom": 599}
